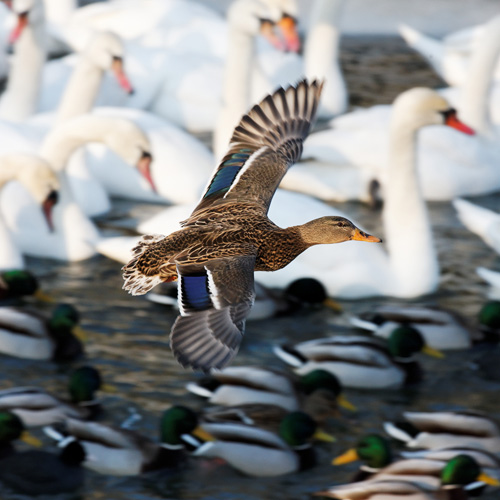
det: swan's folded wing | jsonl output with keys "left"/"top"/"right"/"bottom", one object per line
{"left": 184, "top": 80, "right": 323, "bottom": 222}
{"left": 170, "top": 255, "right": 256, "bottom": 371}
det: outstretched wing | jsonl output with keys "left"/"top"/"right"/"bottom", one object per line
{"left": 170, "top": 255, "right": 256, "bottom": 371}
{"left": 184, "top": 79, "right": 324, "bottom": 223}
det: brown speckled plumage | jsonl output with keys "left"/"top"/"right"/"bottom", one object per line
{"left": 122, "top": 80, "right": 381, "bottom": 372}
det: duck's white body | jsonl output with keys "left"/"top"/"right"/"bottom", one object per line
{"left": 477, "top": 267, "right": 500, "bottom": 300}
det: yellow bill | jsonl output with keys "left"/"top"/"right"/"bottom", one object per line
{"left": 332, "top": 447, "right": 359, "bottom": 465}
{"left": 337, "top": 394, "right": 357, "bottom": 412}
{"left": 21, "top": 431, "right": 43, "bottom": 447}
{"left": 422, "top": 345, "right": 445, "bottom": 359}
{"left": 313, "top": 429, "right": 336, "bottom": 443}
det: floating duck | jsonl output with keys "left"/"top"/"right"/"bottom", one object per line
{"left": 0, "top": 366, "right": 104, "bottom": 427}
{"left": 45, "top": 406, "right": 213, "bottom": 476}
{"left": 0, "top": 270, "right": 48, "bottom": 302}
{"left": 0, "top": 410, "right": 42, "bottom": 459}
{"left": 122, "top": 80, "right": 380, "bottom": 371}
{"left": 273, "top": 328, "right": 443, "bottom": 390}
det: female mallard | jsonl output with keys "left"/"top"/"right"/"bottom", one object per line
{"left": 0, "top": 303, "right": 85, "bottom": 362}
{"left": 0, "top": 366, "right": 104, "bottom": 427}
{"left": 317, "top": 454, "right": 499, "bottom": 499}
{"left": 273, "top": 328, "right": 443, "bottom": 390}
{"left": 186, "top": 366, "right": 355, "bottom": 424}
{"left": 122, "top": 80, "right": 381, "bottom": 371}
{"left": 45, "top": 406, "right": 213, "bottom": 476}
{"left": 350, "top": 305, "right": 474, "bottom": 350}
{"left": 384, "top": 410, "right": 500, "bottom": 453}
{"left": 192, "top": 411, "right": 331, "bottom": 477}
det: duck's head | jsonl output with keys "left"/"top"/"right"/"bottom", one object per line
{"left": 0, "top": 410, "right": 41, "bottom": 447}
{"left": 0, "top": 270, "right": 39, "bottom": 298}
{"left": 83, "top": 32, "right": 134, "bottom": 95}
{"left": 68, "top": 366, "right": 102, "bottom": 403}
{"left": 387, "top": 325, "right": 443, "bottom": 360}
{"left": 160, "top": 406, "right": 213, "bottom": 447}
{"left": 478, "top": 301, "right": 500, "bottom": 330}
{"left": 298, "top": 216, "right": 382, "bottom": 246}
{"left": 299, "top": 370, "right": 356, "bottom": 412}
{"left": 48, "top": 304, "right": 80, "bottom": 335}
{"left": 59, "top": 440, "right": 86, "bottom": 466}
{"left": 392, "top": 88, "right": 474, "bottom": 135}
{"left": 441, "top": 454, "right": 499, "bottom": 487}
{"left": 228, "top": 0, "right": 299, "bottom": 52}
{"left": 279, "top": 411, "right": 325, "bottom": 447}
{"left": 9, "top": 0, "right": 44, "bottom": 44}
{"left": 333, "top": 434, "right": 392, "bottom": 469}
{"left": 285, "top": 278, "right": 342, "bottom": 312}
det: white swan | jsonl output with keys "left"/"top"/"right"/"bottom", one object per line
{"left": 100, "top": 88, "right": 462, "bottom": 299}
{"left": 399, "top": 20, "right": 500, "bottom": 87}
{"left": 0, "top": 0, "right": 47, "bottom": 122}
{"left": 0, "top": 115, "right": 152, "bottom": 261}
{"left": 454, "top": 198, "right": 500, "bottom": 254}
{"left": 0, "top": 155, "right": 59, "bottom": 270}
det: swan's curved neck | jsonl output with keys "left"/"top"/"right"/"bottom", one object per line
{"left": 56, "top": 58, "right": 105, "bottom": 123}
{"left": 0, "top": 13, "right": 47, "bottom": 121}
{"left": 459, "top": 17, "right": 500, "bottom": 135}
{"left": 40, "top": 116, "right": 116, "bottom": 170}
{"left": 0, "top": 156, "right": 21, "bottom": 189}
{"left": 382, "top": 112, "right": 438, "bottom": 295}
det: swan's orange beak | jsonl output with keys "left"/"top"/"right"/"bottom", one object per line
{"left": 9, "top": 11, "right": 28, "bottom": 44}
{"left": 444, "top": 110, "right": 474, "bottom": 135}
{"left": 112, "top": 57, "right": 134, "bottom": 95}
{"left": 137, "top": 152, "right": 156, "bottom": 192}
{"left": 260, "top": 20, "right": 286, "bottom": 51}
{"left": 352, "top": 228, "right": 382, "bottom": 243}
{"left": 277, "top": 15, "right": 300, "bottom": 53}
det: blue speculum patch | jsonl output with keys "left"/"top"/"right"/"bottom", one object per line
{"left": 203, "top": 150, "right": 251, "bottom": 198}
{"left": 182, "top": 274, "right": 212, "bottom": 310}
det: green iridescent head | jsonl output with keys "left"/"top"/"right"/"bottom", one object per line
{"left": 68, "top": 366, "right": 102, "bottom": 403}
{"left": 387, "top": 325, "right": 425, "bottom": 358}
{"left": 48, "top": 304, "right": 80, "bottom": 338}
{"left": 441, "top": 455, "right": 481, "bottom": 486}
{"left": 279, "top": 411, "right": 317, "bottom": 447}
{"left": 160, "top": 406, "right": 199, "bottom": 446}
{"left": 356, "top": 434, "right": 392, "bottom": 468}
{"left": 300, "top": 369, "right": 342, "bottom": 397}
{"left": 478, "top": 301, "right": 500, "bottom": 329}
{"left": 0, "top": 270, "right": 38, "bottom": 298}
{"left": 0, "top": 411, "right": 24, "bottom": 444}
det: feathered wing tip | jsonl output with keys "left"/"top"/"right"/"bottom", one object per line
{"left": 122, "top": 234, "right": 166, "bottom": 296}
{"left": 229, "top": 79, "right": 324, "bottom": 160}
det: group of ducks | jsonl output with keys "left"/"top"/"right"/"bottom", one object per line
{"left": 0, "top": 0, "right": 500, "bottom": 499}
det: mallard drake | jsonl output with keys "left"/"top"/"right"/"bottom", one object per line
{"left": 0, "top": 270, "right": 51, "bottom": 302}
{"left": 0, "top": 303, "right": 85, "bottom": 361}
{"left": 0, "top": 410, "right": 42, "bottom": 460}
{"left": 273, "top": 328, "right": 443, "bottom": 390}
{"left": 0, "top": 366, "right": 104, "bottom": 427}
{"left": 317, "top": 454, "right": 499, "bottom": 499}
{"left": 384, "top": 411, "right": 500, "bottom": 453}
{"left": 349, "top": 305, "right": 473, "bottom": 350}
{"left": 44, "top": 406, "right": 213, "bottom": 476}
{"left": 0, "top": 440, "right": 86, "bottom": 495}
{"left": 122, "top": 79, "right": 381, "bottom": 371}
{"left": 193, "top": 411, "right": 331, "bottom": 477}
{"left": 186, "top": 366, "right": 355, "bottom": 424}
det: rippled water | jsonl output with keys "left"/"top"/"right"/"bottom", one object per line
{"left": 1, "top": 37, "right": 500, "bottom": 499}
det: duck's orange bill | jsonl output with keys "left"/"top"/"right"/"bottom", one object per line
{"left": 34, "top": 289, "right": 54, "bottom": 303}
{"left": 445, "top": 111, "right": 475, "bottom": 135}
{"left": 193, "top": 426, "right": 216, "bottom": 442}
{"left": 260, "top": 20, "right": 285, "bottom": 51}
{"left": 277, "top": 15, "right": 301, "bottom": 53}
{"left": 332, "top": 447, "right": 359, "bottom": 465}
{"left": 422, "top": 345, "right": 445, "bottom": 359}
{"left": 338, "top": 394, "right": 357, "bottom": 412}
{"left": 313, "top": 429, "right": 336, "bottom": 443}
{"left": 21, "top": 431, "right": 42, "bottom": 447}
{"left": 478, "top": 472, "right": 500, "bottom": 486}
{"left": 323, "top": 297, "right": 343, "bottom": 312}
{"left": 352, "top": 228, "right": 382, "bottom": 243}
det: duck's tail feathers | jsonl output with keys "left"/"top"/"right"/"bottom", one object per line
{"left": 272, "top": 343, "right": 306, "bottom": 368}
{"left": 229, "top": 79, "right": 324, "bottom": 164}
{"left": 122, "top": 234, "right": 167, "bottom": 295}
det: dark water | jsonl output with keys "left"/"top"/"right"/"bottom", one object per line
{"left": 1, "top": 37, "right": 500, "bottom": 499}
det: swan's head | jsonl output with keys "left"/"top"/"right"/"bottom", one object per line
{"left": 9, "top": 0, "right": 44, "bottom": 43}
{"left": 393, "top": 88, "right": 475, "bottom": 134}
{"left": 83, "top": 32, "right": 134, "bottom": 94}
{"left": 11, "top": 155, "right": 60, "bottom": 232}
{"left": 228, "top": 0, "right": 299, "bottom": 52}
{"left": 298, "top": 216, "right": 382, "bottom": 245}
{"left": 105, "top": 120, "right": 156, "bottom": 192}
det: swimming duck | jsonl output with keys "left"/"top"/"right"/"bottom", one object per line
{"left": 193, "top": 411, "right": 330, "bottom": 477}
{"left": 186, "top": 367, "right": 355, "bottom": 424}
{"left": 0, "top": 270, "right": 49, "bottom": 302}
{"left": 384, "top": 411, "right": 500, "bottom": 453}
{"left": 0, "top": 410, "right": 42, "bottom": 460}
{"left": 0, "top": 366, "right": 103, "bottom": 427}
{"left": 0, "top": 303, "right": 85, "bottom": 361}
{"left": 0, "top": 439, "right": 86, "bottom": 495}
{"left": 349, "top": 305, "right": 473, "bottom": 350}
{"left": 122, "top": 80, "right": 381, "bottom": 372}
{"left": 317, "top": 454, "right": 499, "bottom": 499}
{"left": 273, "top": 328, "right": 443, "bottom": 390}
{"left": 45, "top": 405, "right": 213, "bottom": 476}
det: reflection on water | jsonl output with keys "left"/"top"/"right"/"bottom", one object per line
{"left": 1, "top": 37, "right": 500, "bottom": 499}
